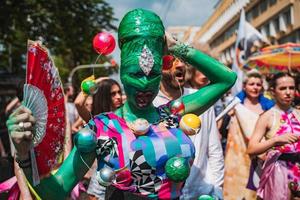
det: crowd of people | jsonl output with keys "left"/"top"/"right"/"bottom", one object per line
{"left": 0, "top": 8, "right": 300, "bottom": 200}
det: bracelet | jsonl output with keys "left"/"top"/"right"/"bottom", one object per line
{"left": 16, "top": 156, "right": 31, "bottom": 169}
{"left": 169, "top": 43, "right": 190, "bottom": 60}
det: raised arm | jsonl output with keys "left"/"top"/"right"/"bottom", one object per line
{"left": 168, "top": 39, "right": 237, "bottom": 115}
{"left": 74, "top": 91, "right": 91, "bottom": 122}
{"left": 75, "top": 77, "right": 109, "bottom": 122}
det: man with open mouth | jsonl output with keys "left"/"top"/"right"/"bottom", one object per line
{"left": 154, "top": 52, "right": 224, "bottom": 199}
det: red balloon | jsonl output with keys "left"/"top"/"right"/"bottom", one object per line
{"left": 162, "top": 55, "right": 175, "bottom": 70}
{"left": 93, "top": 32, "right": 116, "bottom": 55}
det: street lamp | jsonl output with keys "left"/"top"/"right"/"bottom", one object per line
{"left": 67, "top": 62, "right": 112, "bottom": 84}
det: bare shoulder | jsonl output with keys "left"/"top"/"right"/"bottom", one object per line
{"left": 258, "top": 109, "right": 273, "bottom": 129}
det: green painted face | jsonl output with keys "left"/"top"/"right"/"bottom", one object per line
{"left": 118, "top": 9, "right": 165, "bottom": 109}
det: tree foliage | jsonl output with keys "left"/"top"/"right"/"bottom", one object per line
{"left": 0, "top": 0, "right": 117, "bottom": 82}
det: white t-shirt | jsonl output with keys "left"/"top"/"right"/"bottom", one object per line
{"left": 66, "top": 102, "right": 78, "bottom": 125}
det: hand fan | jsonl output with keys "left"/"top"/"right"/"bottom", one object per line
{"left": 22, "top": 40, "right": 66, "bottom": 184}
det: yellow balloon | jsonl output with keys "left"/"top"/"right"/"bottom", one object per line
{"left": 179, "top": 113, "right": 201, "bottom": 135}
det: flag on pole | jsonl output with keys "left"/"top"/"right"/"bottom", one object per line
{"left": 231, "top": 9, "right": 269, "bottom": 95}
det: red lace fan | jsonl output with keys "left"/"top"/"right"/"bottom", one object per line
{"left": 23, "top": 40, "right": 66, "bottom": 180}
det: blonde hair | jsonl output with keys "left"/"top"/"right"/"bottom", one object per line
{"left": 242, "top": 69, "right": 262, "bottom": 85}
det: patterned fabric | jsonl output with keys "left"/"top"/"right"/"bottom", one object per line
{"left": 25, "top": 41, "right": 65, "bottom": 179}
{"left": 130, "top": 150, "right": 162, "bottom": 195}
{"left": 257, "top": 108, "right": 300, "bottom": 199}
{"left": 87, "top": 104, "right": 195, "bottom": 199}
{"left": 156, "top": 103, "right": 180, "bottom": 129}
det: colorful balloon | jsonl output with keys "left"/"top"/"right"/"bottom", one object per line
{"left": 165, "top": 156, "right": 190, "bottom": 182}
{"left": 170, "top": 99, "right": 185, "bottom": 115}
{"left": 180, "top": 113, "right": 201, "bottom": 135}
{"left": 74, "top": 127, "right": 97, "bottom": 153}
{"left": 162, "top": 55, "right": 174, "bottom": 70}
{"left": 93, "top": 32, "right": 116, "bottom": 55}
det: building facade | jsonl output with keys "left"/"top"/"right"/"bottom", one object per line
{"left": 191, "top": 0, "right": 300, "bottom": 65}
{"left": 166, "top": 26, "right": 201, "bottom": 44}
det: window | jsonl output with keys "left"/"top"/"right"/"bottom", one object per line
{"left": 268, "top": 0, "right": 277, "bottom": 7}
{"left": 274, "top": 17, "right": 280, "bottom": 32}
{"left": 283, "top": 9, "right": 291, "bottom": 25}
{"left": 260, "top": 0, "right": 268, "bottom": 13}
{"left": 252, "top": 4, "right": 259, "bottom": 19}
{"left": 246, "top": 11, "right": 253, "bottom": 21}
{"left": 278, "top": 30, "right": 300, "bottom": 43}
{"left": 264, "top": 24, "right": 270, "bottom": 36}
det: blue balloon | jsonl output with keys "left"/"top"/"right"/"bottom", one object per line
{"left": 74, "top": 127, "right": 97, "bottom": 153}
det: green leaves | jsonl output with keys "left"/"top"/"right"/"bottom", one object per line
{"left": 0, "top": 0, "right": 117, "bottom": 81}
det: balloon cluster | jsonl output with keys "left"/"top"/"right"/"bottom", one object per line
{"left": 170, "top": 99, "right": 201, "bottom": 135}
{"left": 82, "top": 32, "right": 116, "bottom": 96}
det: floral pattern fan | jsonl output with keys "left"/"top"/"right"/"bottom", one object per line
{"left": 22, "top": 40, "right": 66, "bottom": 185}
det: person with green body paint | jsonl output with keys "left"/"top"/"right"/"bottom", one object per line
{"left": 6, "top": 9, "right": 236, "bottom": 199}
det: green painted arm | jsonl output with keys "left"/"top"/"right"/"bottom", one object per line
{"left": 28, "top": 143, "right": 96, "bottom": 199}
{"left": 169, "top": 43, "right": 237, "bottom": 116}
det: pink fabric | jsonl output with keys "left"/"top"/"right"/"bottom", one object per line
{"left": 258, "top": 109, "right": 300, "bottom": 199}
{"left": 0, "top": 176, "right": 17, "bottom": 192}
{"left": 8, "top": 182, "right": 20, "bottom": 200}
{"left": 94, "top": 113, "right": 135, "bottom": 168}
{"left": 114, "top": 169, "right": 136, "bottom": 192}
{"left": 0, "top": 176, "right": 20, "bottom": 200}
{"left": 70, "top": 182, "right": 86, "bottom": 200}
{"left": 257, "top": 151, "right": 290, "bottom": 200}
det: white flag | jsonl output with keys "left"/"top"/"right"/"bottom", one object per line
{"left": 231, "top": 9, "right": 269, "bottom": 95}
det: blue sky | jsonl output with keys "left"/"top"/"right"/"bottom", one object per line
{"left": 109, "top": 0, "right": 219, "bottom": 27}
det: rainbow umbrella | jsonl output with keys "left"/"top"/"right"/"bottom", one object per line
{"left": 244, "top": 43, "right": 300, "bottom": 74}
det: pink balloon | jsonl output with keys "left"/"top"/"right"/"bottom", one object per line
{"left": 93, "top": 32, "right": 116, "bottom": 55}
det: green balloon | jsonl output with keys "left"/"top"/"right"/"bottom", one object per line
{"left": 81, "top": 80, "right": 98, "bottom": 95}
{"left": 198, "top": 195, "right": 215, "bottom": 200}
{"left": 165, "top": 156, "right": 190, "bottom": 182}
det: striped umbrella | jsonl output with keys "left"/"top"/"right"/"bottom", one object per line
{"left": 244, "top": 43, "right": 300, "bottom": 74}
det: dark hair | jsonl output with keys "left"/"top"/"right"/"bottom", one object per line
{"left": 269, "top": 72, "right": 294, "bottom": 89}
{"left": 92, "top": 79, "right": 122, "bottom": 115}
{"left": 63, "top": 83, "right": 73, "bottom": 93}
{"left": 16, "top": 79, "right": 25, "bottom": 100}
